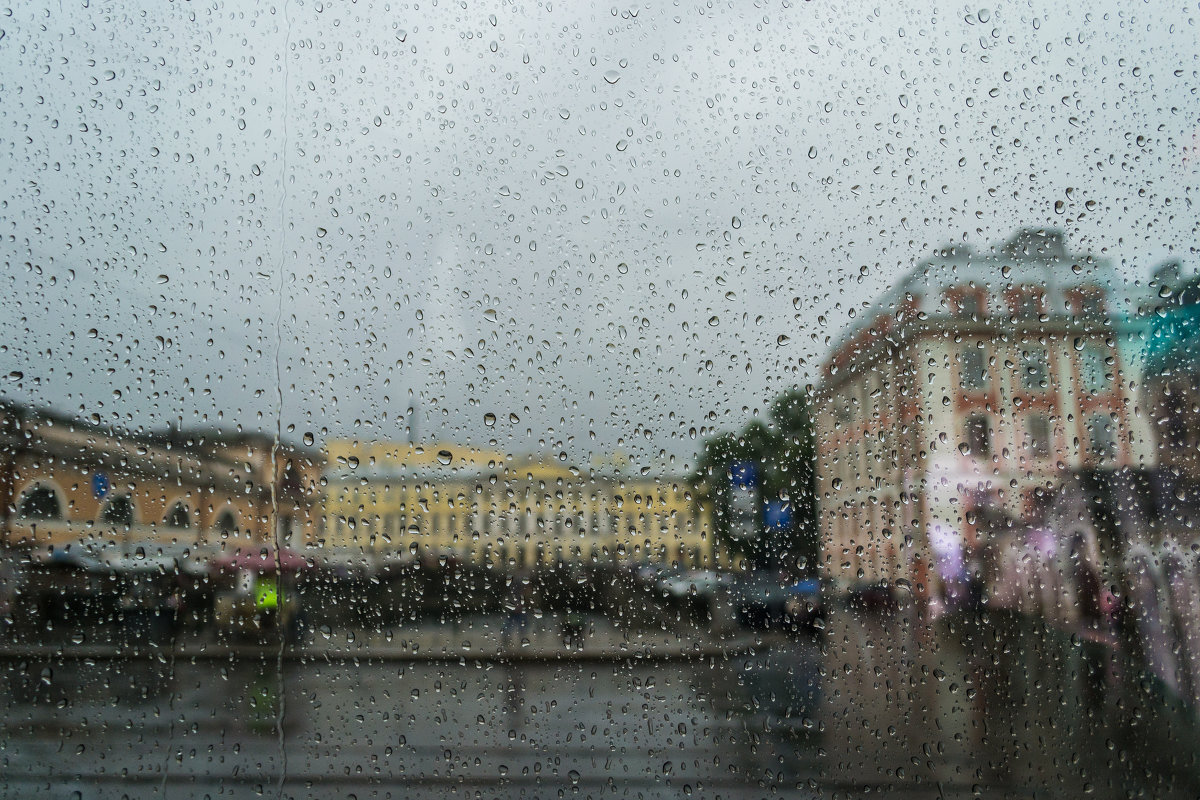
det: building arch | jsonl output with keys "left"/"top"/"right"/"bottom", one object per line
{"left": 163, "top": 499, "right": 192, "bottom": 529}
{"left": 213, "top": 507, "right": 239, "bottom": 538}
{"left": 100, "top": 495, "right": 136, "bottom": 528}
{"left": 17, "top": 482, "right": 64, "bottom": 521}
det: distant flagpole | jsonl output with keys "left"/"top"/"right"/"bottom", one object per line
{"left": 408, "top": 397, "right": 418, "bottom": 445}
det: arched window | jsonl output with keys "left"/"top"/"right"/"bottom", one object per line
{"left": 164, "top": 501, "right": 191, "bottom": 529}
{"left": 215, "top": 510, "right": 237, "bottom": 537}
{"left": 18, "top": 484, "right": 61, "bottom": 520}
{"left": 101, "top": 495, "right": 135, "bottom": 528}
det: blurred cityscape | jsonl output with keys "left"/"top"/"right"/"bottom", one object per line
{"left": 815, "top": 228, "right": 1200, "bottom": 709}
{"left": 2, "top": 229, "right": 1200, "bottom": 794}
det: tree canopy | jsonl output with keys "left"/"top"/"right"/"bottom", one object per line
{"left": 689, "top": 387, "right": 818, "bottom": 572}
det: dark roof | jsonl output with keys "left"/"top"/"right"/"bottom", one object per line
{"left": 0, "top": 399, "right": 306, "bottom": 456}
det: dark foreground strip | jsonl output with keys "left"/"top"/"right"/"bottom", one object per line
{"left": 0, "top": 772, "right": 984, "bottom": 794}
{"left": 0, "top": 639, "right": 784, "bottom": 663}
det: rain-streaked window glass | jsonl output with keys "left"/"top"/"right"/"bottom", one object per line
{"left": 3, "top": 1, "right": 1200, "bottom": 797}
{"left": 1026, "top": 414, "right": 1052, "bottom": 460}
{"left": 950, "top": 287, "right": 986, "bottom": 320}
{"left": 1089, "top": 413, "right": 1118, "bottom": 464}
{"left": 1011, "top": 287, "right": 1045, "bottom": 320}
{"left": 1164, "top": 390, "right": 1189, "bottom": 448}
{"left": 1077, "top": 287, "right": 1108, "bottom": 318}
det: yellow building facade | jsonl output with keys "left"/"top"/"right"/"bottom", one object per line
{"left": 320, "top": 440, "right": 715, "bottom": 570}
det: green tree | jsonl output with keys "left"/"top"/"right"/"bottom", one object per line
{"left": 689, "top": 387, "right": 818, "bottom": 572}
{"left": 764, "top": 389, "right": 818, "bottom": 572}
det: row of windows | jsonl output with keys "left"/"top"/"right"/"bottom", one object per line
{"left": 331, "top": 489, "right": 676, "bottom": 512}
{"left": 827, "top": 410, "right": 1122, "bottom": 490}
{"left": 828, "top": 344, "right": 1115, "bottom": 427}
{"left": 335, "top": 510, "right": 678, "bottom": 539}
{"left": 409, "top": 541, "right": 710, "bottom": 569}
{"left": 961, "top": 412, "right": 1118, "bottom": 462}
{"left": 948, "top": 286, "right": 1106, "bottom": 320}
{"left": 15, "top": 484, "right": 242, "bottom": 532}
{"left": 959, "top": 345, "right": 1112, "bottom": 393}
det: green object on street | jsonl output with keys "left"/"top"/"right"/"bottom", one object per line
{"left": 254, "top": 577, "right": 280, "bottom": 611}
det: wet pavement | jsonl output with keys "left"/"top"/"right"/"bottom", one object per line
{"left": 0, "top": 609, "right": 775, "bottom": 662}
{"left": 1, "top": 608, "right": 1197, "bottom": 799}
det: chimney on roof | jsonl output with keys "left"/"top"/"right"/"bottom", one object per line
{"left": 1151, "top": 261, "right": 1183, "bottom": 291}
{"left": 1002, "top": 228, "right": 1066, "bottom": 260}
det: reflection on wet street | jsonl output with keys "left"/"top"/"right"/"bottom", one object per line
{"left": 2, "top": 608, "right": 1197, "bottom": 799}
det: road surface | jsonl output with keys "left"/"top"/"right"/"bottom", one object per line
{"left": 1, "top": 608, "right": 1197, "bottom": 799}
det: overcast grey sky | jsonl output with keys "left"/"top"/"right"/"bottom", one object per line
{"left": 1, "top": 0, "right": 1196, "bottom": 473}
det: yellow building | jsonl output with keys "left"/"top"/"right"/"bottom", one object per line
{"left": 320, "top": 440, "right": 714, "bottom": 570}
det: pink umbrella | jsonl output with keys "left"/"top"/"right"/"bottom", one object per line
{"left": 210, "top": 545, "right": 310, "bottom": 575}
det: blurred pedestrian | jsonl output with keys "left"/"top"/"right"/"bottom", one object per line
{"left": 1071, "top": 548, "right": 1103, "bottom": 631}
{"left": 502, "top": 578, "right": 531, "bottom": 652}
{"left": 561, "top": 609, "right": 585, "bottom": 650}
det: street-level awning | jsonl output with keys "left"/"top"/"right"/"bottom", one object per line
{"left": 210, "top": 545, "right": 311, "bottom": 575}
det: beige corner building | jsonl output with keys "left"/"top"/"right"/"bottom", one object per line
{"left": 0, "top": 401, "right": 323, "bottom": 564}
{"left": 813, "top": 230, "right": 1155, "bottom": 602}
{"left": 320, "top": 440, "right": 715, "bottom": 571}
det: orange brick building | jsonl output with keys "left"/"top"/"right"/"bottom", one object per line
{"left": 0, "top": 401, "right": 322, "bottom": 566}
